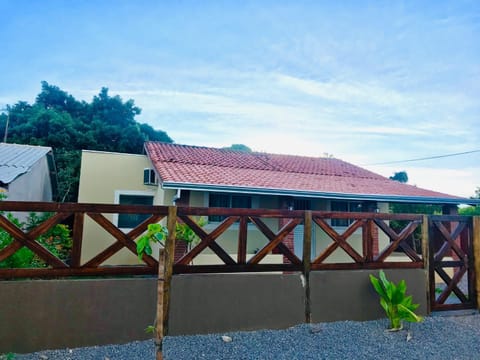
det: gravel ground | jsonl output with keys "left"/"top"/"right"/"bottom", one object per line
{"left": 12, "top": 314, "right": 480, "bottom": 360}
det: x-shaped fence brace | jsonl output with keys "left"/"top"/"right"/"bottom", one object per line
{"left": 431, "top": 219, "right": 472, "bottom": 305}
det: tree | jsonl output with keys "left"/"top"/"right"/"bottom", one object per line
{"left": 390, "top": 171, "right": 408, "bottom": 183}
{"left": 458, "top": 187, "right": 480, "bottom": 216}
{"left": 222, "top": 144, "right": 252, "bottom": 152}
{"left": 2, "top": 82, "right": 173, "bottom": 202}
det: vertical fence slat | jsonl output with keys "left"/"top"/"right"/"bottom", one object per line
{"left": 71, "top": 212, "right": 84, "bottom": 268}
{"left": 362, "top": 219, "right": 373, "bottom": 262}
{"left": 303, "top": 210, "right": 312, "bottom": 323}
{"left": 422, "top": 215, "right": 431, "bottom": 313}
{"left": 473, "top": 216, "right": 480, "bottom": 310}
{"left": 156, "top": 205, "right": 177, "bottom": 360}
{"left": 163, "top": 206, "right": 177, "bottom": 334}
{"left": 156, "top": 248, "right": 165, "bottom": 360}
{"left": 237, "top": 216, "right": 247, "bottom": 264}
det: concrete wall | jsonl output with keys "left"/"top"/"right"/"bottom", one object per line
{"left": 310, "top": 269, "right": 428, "bottom": 322}
{"left": 0, "top": 269, "right": 428, "bottom": 354}
{"left": 0, "top": 278, "right": 156, "bottom": 354}
{"left": 168, "top": 274, "right": 305, "bottom": 335}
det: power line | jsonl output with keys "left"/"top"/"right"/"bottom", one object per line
{"left": 364, "top": 149, "right": 480, "bottom": 166}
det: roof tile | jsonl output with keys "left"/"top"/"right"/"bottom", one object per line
{"left": 145, "top": 142, "right": 461, "bottom": 201}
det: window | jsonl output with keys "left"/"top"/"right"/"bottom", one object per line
{"left": 117, "top": 194, "right": 154, "bottom": 228}
{"left": 331, "top": 201, "right": 363, "bottom": 227}
{"left": 143, "top": 168, "right": 157, "bottom": 185}
{"left": 209, "top": 193, "right": 252, "bottom": 222}
{"left": 293, "top": 198, "right": 311, "bottom": 210}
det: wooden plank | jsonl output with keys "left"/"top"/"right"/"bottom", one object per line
{"left": 0, "top": 240, "right": 23, "bottom": 262}
{"left": 248, "top": 218, "right": 302, "bottom": 265}
{"left": 173, "top": 263, "right": 301, "bottom": 274}
{"left": 127, "top": 214, "right": 166, "bottom": 240}
{"left": 178, "top": 206, "right": 304, "bottom": 218}
{"left": 82, "top": 241, "right": 127, "bottom": 268}
{"left": 474, "top": 216, "right": 480, "bottom": 309}
{"left": 71, "top": 212, "right": 85, "bottom": 268}
{"left": 249, "top": 217, "right": 301, "bottom": 264}
{"left": 237, "top": 216, "right": 248, "bottom": 264}
{"left": 162, "top": 206, "right": 177, "bottom": 336}
{"left": 0, "top": 214, "right": 68, "bottom": 268}
{"left": 435, "top": 266, "right": 468, "bottom": 304}
{"left": 177, "top": 215, "right": 236, "bottom": 265}
{"left": 422, "top": 215, "right": 431, "bottom": 313}
{"left": 0, "top": 266, "right": 156, "bottom": 278}
{"left": 156, "top": 248, "right": 165, "bottom": 360}
{"left": 362, "top": 219, "right": 373, "bottom": 262}
{"left": 87, "top": 212, "right": 157, "bottom": 267}
{"left": 0, "top": 201, "right": 170, "bottom": 214}
{"left": 28, "top": 212, "right": 72, "bottom": 239}
{"left": 375, "top": 220, "right": 420, "bottom": 262}
{"left": 303, "top": 210, "right": 312, "bottom": 323}
{"left": 312, "top": 218, "right": 363, "bottom": 263}
{"left": 311, "top": 261, "right": 423, "bottom": 271}
{"left": 433, "top": 221, "right": 466, "bottom": 261}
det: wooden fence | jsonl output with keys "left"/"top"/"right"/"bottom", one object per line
{"left": 0, "top": 201, "right": 429, "bottom": 277}
{"left": 0, "top": 201, "right": 478, "bottom": 312}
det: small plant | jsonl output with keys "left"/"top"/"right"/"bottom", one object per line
{"left": 369, "top": 270, "right": 423, "bottom": 331}
{"left": 136, "top": 218, "right": 206, "bottom": 259}
{"left": 0, "top": 352, "right": 16, "bottom": 360}
{"left": 136, "top": 224, "right": 166, "bottom": 260}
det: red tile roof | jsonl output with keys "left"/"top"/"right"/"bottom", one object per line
{"left": 145, "top": 142, "right": 463, "bottom": 202}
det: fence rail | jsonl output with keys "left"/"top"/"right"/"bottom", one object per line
{"left": 0, "top": 201, "right": 429, "bottom": 278}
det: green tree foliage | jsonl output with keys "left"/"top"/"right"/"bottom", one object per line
{"left": 389, "top": 171, "right": 408, "bottom": 183}
{"left": 1, "top": 81, "right": 173, "bottom": 202}
{"left": 0, "top": 194, "right": 73, "bottom": 269}
{"left": 387, "top": 171, "right": 443, "bottom": 252}
{"left": 222, "top": 144, "right": 252, "bottom": 152}
{"left": 458, "top": 187, "right": 480, "bottom": 216}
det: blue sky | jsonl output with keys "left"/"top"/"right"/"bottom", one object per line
{"left": 0, "top": 0, "right": 479, "bottom": 197}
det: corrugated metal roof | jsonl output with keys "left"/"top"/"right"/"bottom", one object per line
{"left": 0, "top": 143, "right": 52, "bottom": 184}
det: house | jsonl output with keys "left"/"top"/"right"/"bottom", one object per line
{"left": 0, "top": 143, "right": 57, "bottom": 210}
{"left": 78, "top": 142, "right": 470, "bottom": 265}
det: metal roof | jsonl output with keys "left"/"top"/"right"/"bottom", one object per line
{"left": 0, "top": 143, "right": 52, "bottom": 184}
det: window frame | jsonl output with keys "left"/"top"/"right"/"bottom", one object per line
{"left": 113, "top": 190, "right": 156, "bottom": 230}
{"left": 330, "top": 200, "right": 364, "bottom": 227}
{"left": 207, "top": 193, "right": 254, "bottom": 222}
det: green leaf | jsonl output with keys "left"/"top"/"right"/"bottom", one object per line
{"left": 398, "top": 303, "right": 423, "bottom": 323}
{"left": 370, "top": 274, "right": 388, "bottom": 299}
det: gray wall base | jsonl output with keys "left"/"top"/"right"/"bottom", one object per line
{"left": 0, "top": 269, "right": 427, "bottom": 354}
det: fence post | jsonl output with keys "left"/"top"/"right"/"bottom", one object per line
{"left": 421, "top": 215, "right": 431, "bottom": 314}
{"left": 303, "top": 210, "right": 312, "bottom": 324}
{"left": 156, "top": 206, "right": 177, "bottom": 360}
{"left": 473, "top": 216, "right": 480, "bottom": 310}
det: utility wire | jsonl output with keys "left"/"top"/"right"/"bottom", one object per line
{"left": 364, "top": 149, "right": 480, "bottom": 166}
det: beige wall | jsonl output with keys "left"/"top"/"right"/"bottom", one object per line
{"left": 78, "top": 150, "right": 162, "bottom": 265}
{"left": 77, "top": 151, "right": 394, "bottom": 265}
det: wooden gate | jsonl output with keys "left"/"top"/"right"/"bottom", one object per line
{"left": 428, "top": 215, "right": 476, "bottom": 311}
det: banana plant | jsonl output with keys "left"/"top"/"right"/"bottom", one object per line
{"left": 369, "top": 270, "right": 423, "bottom": 331}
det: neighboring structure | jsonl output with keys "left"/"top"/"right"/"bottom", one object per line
{"left": 0, "top": 143, "right": 57, "bottom": 205}
{"left": 78, "top": 142, "right": 471, "bottom": 265}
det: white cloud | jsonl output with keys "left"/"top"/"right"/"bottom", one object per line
{"left": 366, "top": 164, "right": 479, "bottom": 198}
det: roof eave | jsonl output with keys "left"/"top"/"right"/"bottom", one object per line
{"left": 161, "top": 181, "right": 478, "bottom": 206}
